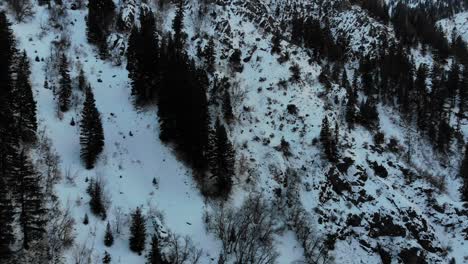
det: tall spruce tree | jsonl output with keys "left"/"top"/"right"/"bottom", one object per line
{"left": 58, "top": 54, "right": 72, "bottom": 112}
{"left": 87, "top": 0, "right": 116, "bottom": 57}
{"left": 129, "top": 207, "right": 146, "bottom": 255}
{"left": 102, "top": 251, "right": 112, "bottom": 264}
{"left": 88, "top": 179, "right": 106, "bottom": 219}
{"left": 147, "top": 233, "right": 167, "bottom": 264}
{"left": 14, "top": 51, "right": 37, "bottom": 142}
{"left": 345, "top": 86, "right": 357, "bottom": 130}
{"left": 172, "top": 0, "right": 186, "bottom": 51}
{"left": 460, "top": 144, "right": 468, "bottom": 202}
{"left": 127, "top": 8, "right": 159, "bottom": 105}
{"left": 0, "top": 12, "right": 18, "bottom": 259}
{"left": 104, "top": 222, "right": 114, "bottom": 247}
{"left": 0, "top": 178, "right": 14, "bottom": 258}
{"left": 204, "top": 38, "right": 216, "bottom": 74}
{"left": 459, "top": 66, "right": 468, "bottom": 119}
{"left": 320, "top": 116, "right": 338, "bottom": 162}
{"left": 17, "top": 151, "right": 46, "bottom": 249}
{"left": 447, "top": 62, "right": 460, "bottom": 108}
{"left": 359, "top": 98, "right": 379, "bottom": 131}
{"left": 80, "top": 86, "right": 105, "bottom": 169}
{"left": 208, "top": 119, "right": 235, "bottom": 198}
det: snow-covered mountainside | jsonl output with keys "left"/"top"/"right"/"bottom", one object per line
{"left": 1, "top": 0, "right": 468, "bottom": 263}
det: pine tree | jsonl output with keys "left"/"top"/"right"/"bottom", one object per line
{"left": 172, "top": 0, "right": 186, "bottom": 51}
{"left": 359, "top": 98, "right": 379, "bottom": 131}
{"left": 127, "top": 8, "right": 159, "bottom": 105}
{"left": 87, "top": 0, "right": 116, "bottom": 57}
{"left": 17, "top": 151, "right": 46, "bottom": 249}
{"left": 320, "top": 116, "right": 338, "bottom": 162}
{"left": 345, "top": 86, "right": 357, "bottom": 130}
{"left": 460, "top": 144, "right": 468, "bottom": 202}
{"left": 447, "top": 62, "right": 459, "bottom": 107}
{"left": 14, "top": 50, "right": 37, "bottom": 142}
{"left": 80, "top": 86, "right": 105, "bottom": 169}
{"left": 415, "top": 64, "right": 429, "bottom": 132}
{"left": 129, "top": 207, "right": 146, "bottom": 255}
{"left": 204, "top": 38, "right": 216, "bottom": 73}
{"left": 222, "top": 86, "right": 234, "bottom": 124}
{"left": 271, "top": 30, "right": 281, "bottom": 54}
{"left": 0, "top": 176, "right": 14, "bottom": 259}
{"left": 104, "top": 222, "right": 114, "bottom": 247}
{"left": 0, "top": 13, "right": 18, "bottom": 258}
{"left": 88, "top": 179, "right": 106, "bottom": 219}
{"left": 147, "top": 233, "right": 167, "bottom": 264}
{"left": 83, "top": 213, "right": 89, "bottom": 225}
{"left": 58, "top": 54, "right": 72, "bottom": 112}
{"left": 208, "top": 119, "right": 235, "bottom": 198}
{"left": 78, "top": 69, "right": 87, "bottom": 91}
{"left": 102, "top": 251, "right": 111, "bottom": 264}
{"left": 459, "top": 65, "right": 468, "bottom": 119}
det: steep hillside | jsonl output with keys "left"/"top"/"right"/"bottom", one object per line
{"left": 1, "top": 0, "right": 468, "bottom": 264}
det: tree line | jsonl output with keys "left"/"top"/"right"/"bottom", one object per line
{"left": 125, "top": 1, "right": 235, "bottom": 199}
{"left": 0, "top": 12, "right": 46, "bottom": 261}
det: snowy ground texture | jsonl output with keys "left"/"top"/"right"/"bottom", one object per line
{"left": 4, "top": 0, "right": 468, "bottom": 263}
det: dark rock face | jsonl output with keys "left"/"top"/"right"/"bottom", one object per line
{"left": 369, "top": 213, "right": 406, "bottom": 238}
{"left": 399, "top": 247, "right": 427, "bottom": 264}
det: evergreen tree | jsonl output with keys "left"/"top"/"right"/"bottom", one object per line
{"left": 14, "top": 50, "right": 37, "bottom": 142}
{"left": 127, "top": 8, "right": 159, "bottom": 105}
{"left": 80, "top": 86, "right": 105, "bottom": 169}
{"left": 345, "top": 86, "right": 357, "bottom": 130}
{"left": 446, "top": 62, "right": 460, "bottom": 107}
{"left": 88, "top": 179, "right": 106, "bottom": 219}
{"left": 436, "top": 119, "right": 451, "bottom": 153}
{"left": 208, "top": 119, "right": 235, "bottom": 198}
{"left": 359, "top": 98, "right": 379, "bottom": 131}
{"left": 415, "top": 64, "right": 429, "bottom": 132}
{"left": 320, "top": 116, "right": 338, "bottom": 162}
{"left": 58, "top": 54, "right": 72, "bottom": 112}
{"left": 461, "top": 144, "right": 468, "bottom": 202}
{"left": 17, "top": 151, "right": 46, "bottom": 249}
{"left": 360, "top": 58, "right": 375, "bottom": 96}
{"left": 83, "top": 213, "right": 89, "bottom": 225}
{"left": 129, "top": 207, "right": 146, "bottom": 255}
{"left": 147, "top": 233, "right": 167, "bottom": 264}
{"left": 78, "top": 69, "right": 87, "bottom": 91}
{"left": 104, "top": 222, "right": 114, "bottom": 247}
{"left": 460, "top": 65, "right": 468, "bottom": 119}
{"left": 172, "top": 0, "right": 186, "bottom": 51}
{"left": 204, "top": 38, "right": 216, "bottom": 74}
{"left": 87, "top": 0, "right": 116, "bottom": 57}
{"left": 271, "top": 30, "right": 281, "bottom": 54}
{"left": 102, "top": 251, "right": 111, "bottom": 264}
{"left": 222, "top": 80, "right": 234, "bottom": 123}
{"left": 0, "top": 12, "right": 17, "bottom": 259}
{"left": 0, "top": 177, "right": 14, "bottom": 258}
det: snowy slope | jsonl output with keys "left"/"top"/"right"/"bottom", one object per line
{"left": 438, "top": 11, "right": 468, "bottom": 43}
{"left": 4, "top": 0, "right": 468, "bottom": 263}
{"left": 11, "top": 5, "right": 221, "bottom": 263}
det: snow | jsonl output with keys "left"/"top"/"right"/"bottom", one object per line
{"left": 438, "top": 11, "right": 468, "bottom": 43}
{"left": 5, "top": 0, "right": 468, "bottom": 263}
{"left": 11, "top": 5, "right": 220, "bottom": 263}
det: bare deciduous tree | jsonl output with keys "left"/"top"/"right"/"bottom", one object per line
{"left": 164, "top": 233, "right": 203, "bottom": 264}
{"left": 47, "top": 200, "right": 76, "bottom": 263}
{"left": 206, "top": 194, "right": 279, "bottom": 264}
{"left": 6, "top": 0, "right": 34, "bottom": 21}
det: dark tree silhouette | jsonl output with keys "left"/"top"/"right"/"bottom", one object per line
{"left": 58, "top": 54, "right": 72, "bottom": 112}
{"left": 80, "top": 86, "right": 104, "bottom": 169}
{"left": 129, "top": 207, "right": 146, "bottom": 255}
